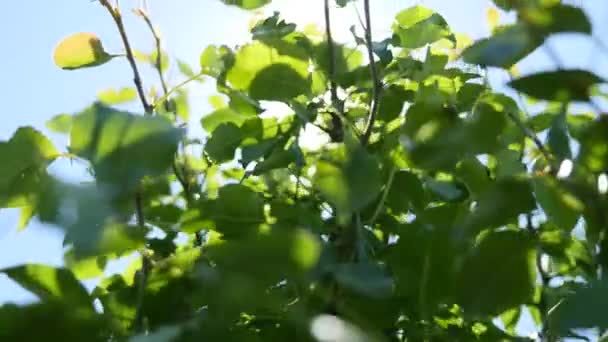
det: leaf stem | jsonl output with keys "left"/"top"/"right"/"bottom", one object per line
{"left": 361, "top": 0, "right": 382, "bottom": 146}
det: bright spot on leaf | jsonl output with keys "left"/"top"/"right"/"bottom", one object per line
{"left": 598, "top": 173, "right": 608, "bottom": 195}
{"left": 310, "top": 315, "right": 368, "bottom": 342}
{"left": 556, "top": 159, "right": 573, "bottom": 179}
{"left": 291, "top": 230, "right": 320, "bottom": 269}
{"left": 486, "top": 6, "right": 500, "bottom": 30}
{"left": 53, "top": 32, "right": 114, "bottom": 70}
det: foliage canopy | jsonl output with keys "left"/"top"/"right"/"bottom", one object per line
{"left": 2, "top": 0, "right": 608, "bottom": 341}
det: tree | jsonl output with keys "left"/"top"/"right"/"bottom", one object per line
{"left": 1, "top": 0, "right": 607, "bottom": 340}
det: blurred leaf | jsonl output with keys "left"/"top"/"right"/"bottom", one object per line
{"left": 553, "top": 280, "right": 608, "bottom": 334}
{"left": 533, "top": 177, "right": 583, "bottom": 232}
{"left": 46, "top": 114, "right": 73, "bottom": 134}
{"left": 333, "top": 263, "right": 393, "bottom": 298}
{"left": 314, "top": 144, "right": 382, "bottom": 224}
{"left": 0, "top": 127, "right": 58, "bottom": 228}
{"left": 64, "top": 250, "right": 107, "bottom": 280}
{"left": 69, "top": 102, "right": 183, "bottom": 196}
{"left": 1, "top": 264, "right": 92, "bottom": 309}
{"left": 207, "top": 228, "right": 320, "bottom": 285}
{"left": 508, "top": 69, "right": 604, "bottom": 101}
{"left": 386, "top": 170, "right": 427, "bottom": 214}
{"left": 209, "top": 184, "right": 265, "bottom": 237}
{"left": 97, "top": 87, "right": 137, "bottom": 105}
{"left": 0, "top": 302, "right": 106, "bottom": 341}
{"left": 577, "top": 116, "right": 608, "bottom": 172}
{"left": 462, "top": 178, "right": 536, "bottom": 233}
{"left": 457, "top": 231, "right": 536, "bottom": 317}
{"left": 220, "top": 0, "right": 271, "bottom": 10}
{"left": 462, "top": 24, "right": 539, "bottom": 68}
{"left": 205, "top": 123, "right": 243, "bottom": 163}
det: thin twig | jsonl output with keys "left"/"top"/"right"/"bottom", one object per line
{"left": 153, "top": 72, "right": 204, "bottom": 109}
{"left": 323, "top": 0, "right": 343, "bottom": 142}
{"left": 133, "top": 191, "right": 150, "bottom": 332}
{"left": 368, "top": 166, "right": 397, "bottom": 226}
{"left": 506, "top": 110, "right": 554, "bottom": 167}
{"left": 136, "top": 6, "right": 195, "bottom": 202}
{"left": 361, "top": 0, "right": 382, "bottom": 146}
{"left": 100, "top": 0, "right": 152, "bottom": 114}
{"left": 137, "top": 8, "right": 170, "bottom": 111}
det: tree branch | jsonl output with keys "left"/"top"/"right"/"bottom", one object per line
{"left": 100, "top": 0, "right": 152, "bottom": 114}
{"left": 323, "top": 0, "right": 343, "bottom": 142}
{"left": 360, "top": 0, "right": 382, "bottom": 146}
{"left": 100, "top": 1, "right": 152, "bottom": 332}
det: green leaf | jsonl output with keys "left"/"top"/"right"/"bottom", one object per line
{"left": 457, "top": 231, "right": 536, "bottom": 317}
{"left": 200, "top": 45, "right": 225, "bottom": 77}
{"left": 253, "top": 146, "right": 297, "bottom": 175}
{"left": 577, "top": 116, "right": 608, "bottom": 172}
{"left": 455, "top": 157, "right": 492, "bottom": 198}
{"left": 553, "top": 280, "right": 608, "bottom": 334}
{"left": 97, "top": 87, "right": 137, "bottom": 105}
{"left": 386, "top": 170, "right": 427, "bottom": 214}
{"left": 392, "top": 6, "right": 455, "bottom": 49}
{"left": 207, "top": 228, "right": 320, "bottom": 285}
{"left": 220, "top": 0, "right": 271, "bottom": 10}
{"left": 0, "top": 127, "right": 58, "bottom": 226}
{"left": 333, "top": 263, "right": 393, "bottom": 298}
{"left": 314, "top": 42, "right": 364, "bottom": 88}
{"left": 0, "top": 302, "right": 106, "bottom": 341}
{"left": 425, "top": 178, "right": 469, "bottom": 202}
{"left": 533, "top": 176, "right": 583, "bottom": 232}
{"left": 462, "top": 178, "right": 536, "bottom": 233}
{"left": 53, "top": 32, "right": 114, "bottom": 70}
{"left": 462, "top": 24, "right": 540, "bottom": 68}
{"left": 130, "top": 326, "right": 181, "bottom": 342}
{"left": 227, "top": 42, "right": 310, "bottom": 101}
{"left": 64, "top": 250, "right": 107, "bottom": 280}
{"left": 377, "top": 85, "right": 408, "bottom": 121}
{"left": 524, "top": 4, "right": 592, "bottom": 36}
{"left": 38, "top": 177, "right": 147, "bottom": 256}
{"left": 201, "top": 106, "right": 252, "bottom": 133}
{"left": 46, "top": 114, "right": 73, "bottom": 134}
{"left": 1, "top": 264, "right": 92, "bottom": 309}
{"left": 210, "top": 184, "right": 265, "bottom": 237}
{"left": 177, "top": 59, "right": 197, "bottom": 78}
{"left": 69, "top": 103, "right": 183, "bottom": 195}
{"left": 204, "top": 123, "right": 243, "bottom": 163}
{"left": 508, "top": 69, "right": 604, "bottom": 101}
{"left": 547, "top": 112, "right": 572, "bottom": 160}
{"left": 314, "top": 145, "right": 382, "bottom": 224}
{"left": 251, "top": 12, "right": 296, "bottom": 41}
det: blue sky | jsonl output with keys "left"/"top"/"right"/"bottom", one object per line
{"left": 0, "top": 0, "right": 607, "bottom": 337}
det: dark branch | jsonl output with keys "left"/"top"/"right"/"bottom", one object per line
{"left": 100, "top": 0, "right": 153, "bottom": 114}
{"left": 323, "top": 0, "right": 343, "bottom": 142}
{"left": 361, "top": 0, "right": 381, "bottom": 146}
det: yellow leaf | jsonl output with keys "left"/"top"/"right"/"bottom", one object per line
{"left": 53, "top": 32, "right": 114, "bottom": 70}
{"left": 486, "top": 7, "right": 500, "bottom": 31}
